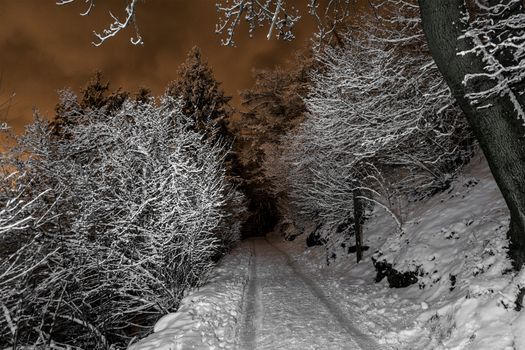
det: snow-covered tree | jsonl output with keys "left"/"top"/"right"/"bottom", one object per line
{"left": 51, "top": 73, "right": 129, "bottom": 137}
{"left": 277, "top": 7, "right": 472, "bottom": 237}
{"left": 418, "top": 0, "right": 525, "bottom": 267}
{"left": 0, "top": 92, "right": 245, "bottom": 349}
{"left": 54, "top": 0, "right": 525, "bottom": 267}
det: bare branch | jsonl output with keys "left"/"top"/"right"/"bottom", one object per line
{"left": 58, "top": 0, "right": 358, "bottom": 46}
{"left": 57, "top": 0, "right": 142, "bottom": 46}
{"left": 271, "top": 2, "right": 472, "bottom": 232}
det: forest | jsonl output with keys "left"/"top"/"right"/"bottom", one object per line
{"left": 1, "top": 0, "right": 525, "bottom": 349}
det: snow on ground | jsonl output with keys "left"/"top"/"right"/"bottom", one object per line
{"left": 272, "top": 153, "right": 525, "bottom": 349}
{"left": 238, "top": 238, "right": 383, "bottom": 350}
{"left": 129, "top": 243, "right": 251, "bottom": 350}
{"left": 129, "top": 154, "right": 525, "bottom": 349}
{"left": 130, "top": 237, "right": 384, "bottom": 350}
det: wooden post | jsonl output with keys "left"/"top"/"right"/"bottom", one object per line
{"left": 353, "top": 187, "right": 363, "bottom": 263}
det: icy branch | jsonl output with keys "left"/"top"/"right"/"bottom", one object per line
{"left": 58, "top": 0, "right": 358, "bottom": 46}
{"left": 458, "top": 0, "right": 525, "bottom": 125}
{"left": 272, "top": 1, "right": 472, "bottom": 229}
{"left": 57, "top": 0, "right": 142, "bottom": 46}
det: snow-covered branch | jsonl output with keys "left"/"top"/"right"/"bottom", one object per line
{"left": 0, "top": 92, "right": 245, "bottom": 348}
{"left": 458, "top": 0, "right": 525, "bottom": 124}
{"left": 57, "top": 0, "right": 142, "bottom": 46}
{"left": 215, "top": 0, "right": 354, "bottom": 46}
{"left": 274, "top": 2, "right": 472, "bottom": 230}
{"left": 57, "top": 0, "right": 357, "bottom": 46}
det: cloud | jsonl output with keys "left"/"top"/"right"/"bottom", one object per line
{"left": 0, "top": 0, "right": 328, "bottom": 132}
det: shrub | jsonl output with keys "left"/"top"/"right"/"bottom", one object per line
{"left": 0, "top": 93, "right": 245, "bottom": 349}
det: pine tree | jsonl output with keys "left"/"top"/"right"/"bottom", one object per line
{"left": 51, "top": 73, "right": 129, "bottom": 136}
{"left": 79, "top": 72, "right": 129, "bottom": 112}
{"left": 167, "top": 47, "right": 232, "bottom": 141}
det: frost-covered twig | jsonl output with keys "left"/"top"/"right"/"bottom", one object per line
{"left": 458, "top": 0, "right": 525, "bottom": 125}
{"left": 58, "top": 0, "right": 358, "bottom": 46}
{"left": 0, "top": 93, "right": 245, "bottom": 348}
{"left": 273, "top": 1, "right": 472, "bottom": 230}
{"left": 57, "top": 0, "right": 142, "bottom": 46}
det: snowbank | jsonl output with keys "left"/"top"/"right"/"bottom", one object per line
{"left": 128, "top": 244, "right": 251, "bottom": 350}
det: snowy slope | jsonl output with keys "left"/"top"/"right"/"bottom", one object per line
{"left": 129, "top": 154, "right": 525, "bottom": 350}
{"left": 369, "top": 154, "right": 525, "bottom": 349}
{"left": 274, "top": 153, "right": 525, "bottom": 349}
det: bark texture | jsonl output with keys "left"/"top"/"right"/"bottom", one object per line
{"left": 418, "top": 0, "right": 525, "bottom": 268}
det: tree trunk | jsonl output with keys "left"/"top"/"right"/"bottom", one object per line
{"left": 418, "top": 0, "right": 525, "bottom": 268}
{"left": 353, "top": 188, "right": 364, "bottom": 263}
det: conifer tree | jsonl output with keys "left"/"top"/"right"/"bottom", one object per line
{"left": 167, "top": 47, "right": 232, "bottom": 141}
{"left": 232, "top": 51, "right": 314, "bottom": 237}
{"left": 51, "top": 73, "right": 129, "bottom": 136}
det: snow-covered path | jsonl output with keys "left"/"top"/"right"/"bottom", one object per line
{"left": 126, "top": 155, "right": 523, "bottom": 350}
{"left": 239, "top": 238, "right": 383, "bottom": 350}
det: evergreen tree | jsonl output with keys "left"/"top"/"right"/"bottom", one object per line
{"left": 51, "top": 73, "right": 129, "bottom": 136}
{"left": 232, "top": 50, "right": 315, "bottom": 237}
{"left": 167, "top": 47, "right": 232, "bottom": 141}
{"left": 79, "top": 72, "right": 129, "bottom": 112}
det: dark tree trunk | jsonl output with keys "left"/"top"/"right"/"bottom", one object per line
{"left": 353, "top": 188, "right": 364, "bottom": 263}
{"left": 418, "top": 0, "right": 525, "bottom": 268}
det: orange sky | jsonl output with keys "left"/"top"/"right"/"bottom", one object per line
{"left": 0, "top": 0, "right": 330, "bottom": 133}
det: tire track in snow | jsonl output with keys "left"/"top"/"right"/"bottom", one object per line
{"left": 267, "top": 239, "right": 385, "bottom": 350}
{"left": 239, "top": 239, "right": 264, "bottom": 349}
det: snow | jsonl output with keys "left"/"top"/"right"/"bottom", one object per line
{"left": 284, "top": 154, "right": 522, "bottom": 349}
{"left": 239, "top": 239, "right": 382, "bottom": 350}
{"left": 129, "top": 154, "right": 525, "bottom": 349}
{"left": 129, "top": 243, "right": 251, "bottom": 350}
